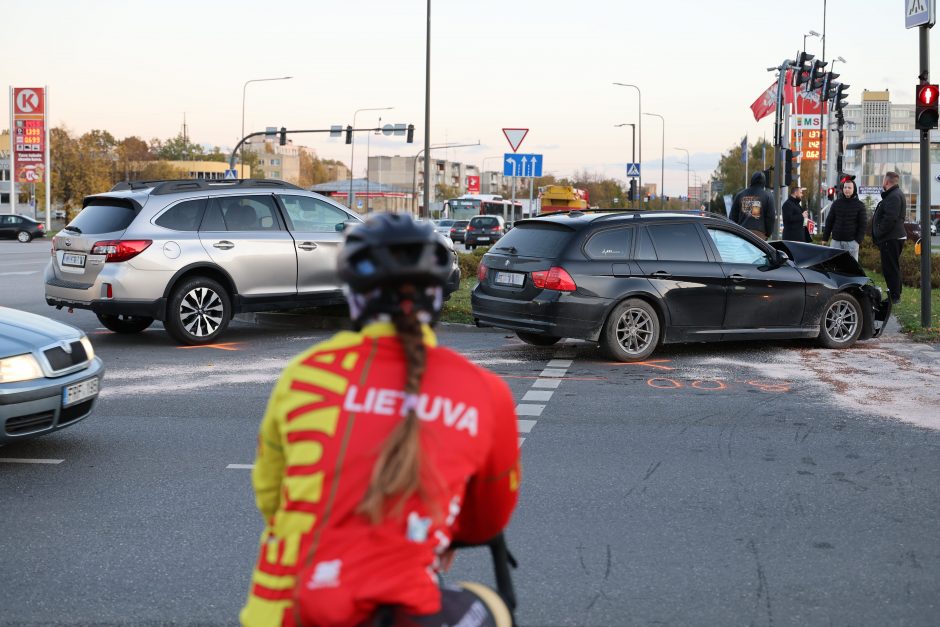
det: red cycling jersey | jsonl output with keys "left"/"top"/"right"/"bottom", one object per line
{"left": 241, "top": 322, "right": 520, "bottom": 627}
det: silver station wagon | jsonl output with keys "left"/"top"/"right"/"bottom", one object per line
{"left": 44, "top": 179, "right": 365, "bottom": 345}
{"left": 0, "top": 307, "right": 104, "bottom": 444}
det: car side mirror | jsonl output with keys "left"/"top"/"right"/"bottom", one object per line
{"left": 774, "top": 250, "right": 790, "bottom": 266}
{"left": 337, "top": 220, "right": 359, "bottom": 232}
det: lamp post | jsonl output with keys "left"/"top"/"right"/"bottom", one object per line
{"left": 615, "top": 123, "right": 637, "bottom": 207}
{"left": 412, "top": 141, "right": 481, "bottom": 216}
{"left": 613, "top": 83, "right": 642, "bottom": 201}
{"left": 365, "top": 116, "right": 383, "bottom": 213}
{"left": 674, "top": 147, "right": 690, "bottom": 209}
{"left": 349, "top": 106, "right": 393, "bottom": 211}
{"left": 240, "top": 76, "right": 292, "bottom": 177}
{"left": 423, "top": 0, "right": 432, "bottom": 219}
{"left": 643, "top": 112, "right": 665, "bottom": 208}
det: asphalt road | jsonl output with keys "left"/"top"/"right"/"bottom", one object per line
{"left": 2, "top": 239, "right": 939, "bottom": 626}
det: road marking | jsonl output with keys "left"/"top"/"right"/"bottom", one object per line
{"left": 531, "top": 378, "right": 562, "bottom": 389}
{"left": 178, "top": 342, "right": 242, "bottom": 351}
{"left": 522, "top": 390, "right": 554, "bottom": 402}
{"left": 227, "top": 464, "right": 254, "bottom": 470}
{"left": 539, "top": 368, "right": 568, "bottom": 378}
{"left": 0, "top": 458, "right": 64, "bottom": 464}
{"left": 0, "top": 271, "right": 40, "bottom": 276}
{"left": 518, "top": 437, "right": 526, "bottom": 446}
{"left": 546, "top": 359, "right": 573, "bottom": 368}
{"left": 518, "top": 419, "right": 537, "bottom": 433}
{"left": 516, "top": 404, "right": 545, "bottom": 417}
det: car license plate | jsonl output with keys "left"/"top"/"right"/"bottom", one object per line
{"left": 62, "top": 253, "right": 86, "bottom": 268}
{"left": 478, "top": 236, "right": 490, "bottom": 242}
{"left": 494, "top": 271, "right": 525, "bottom": 287}
{"left": 63, "top": 377, "right": 98, "bottom": 407}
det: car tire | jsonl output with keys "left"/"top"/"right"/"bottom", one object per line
{"left": 817, "top": 292, "right": 863, "bottom": 349}
{"left": 96, "top": 313, "right": 154, "bottom": 334}
{"left": 165, "top": 277, "right": 231, "bottom": 345}
{"left": 516, "top": 332, "right": 561, "bottom": 346}
{"left": 16, "top": 231, "right": 32, "bottom": 243}
{"left": 601, "top": 298, "right": 660, "bottom": 362}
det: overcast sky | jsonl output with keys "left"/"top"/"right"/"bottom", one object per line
{"left": 2, "top": 0, "right": 935, "bottom": 195}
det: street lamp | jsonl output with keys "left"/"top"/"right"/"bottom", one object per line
{"left": 820, "top": 55, "right": 846, "bottom": 201}
{"left": 349, "top": 106, "right": 393, "bottom": 211}
{"left": 803, "top": 30, "right": 820, "bottom": 53}
{"left": 423, "top": 0, "right": 432, "bottom": 219}
{"left": 613, "top": 83, "right": 642, "bottom": 201}
{"left": 643, "top": 112, "right": 665, "bottom": 208}
{"left": 241, "top": 76, "right": 292, "bottom": 177}
{"left": 674, "top": 147, "right": 690, "bottom": 209}
{"left": 615, "top": 123, "right": 637, "bottom": 208}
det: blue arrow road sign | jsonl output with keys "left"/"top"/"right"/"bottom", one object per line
{"left": 503, "top": 153, "right": 543, "bottom": 177}
{"left": 626, "top": 163, "right": 640, "bottom": 177}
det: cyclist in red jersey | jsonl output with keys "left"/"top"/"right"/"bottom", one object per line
{"left": 240, "top": 214, "right": 521, "bottom": 627}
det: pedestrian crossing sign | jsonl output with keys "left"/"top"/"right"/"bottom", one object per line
{"left": 626, "top": 163, "right": 640, "bottom": 177}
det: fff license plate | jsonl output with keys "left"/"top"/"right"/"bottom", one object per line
{"left": 477, "top": 236, "right": 490, "bottom": 242}
{"left": 494, "top": 271, "right": 525, "bottom": 287}
{"left": 62, "top": 253, "right": 86, "bottom": 268}
{"left": 63, "top": 377, "right": 98, "bottom": 407}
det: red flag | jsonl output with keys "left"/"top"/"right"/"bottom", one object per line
{"left": 750, "top": 81, "right": 778, "bottom": 121}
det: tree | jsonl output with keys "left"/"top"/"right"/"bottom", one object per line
{"left": 711, "top": 138, "right": 773, "bottom": 199}
{"left": 435, "top": 183, "right": 460, "bottom": 200}
{"left": 138, "top": 161, "right": 187, "bottom": 180}
{"left": 153, "top": 133, "right": 205, "bottom": 161}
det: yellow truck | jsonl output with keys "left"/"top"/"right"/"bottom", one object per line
{"left": 538, "top": 185, "right": 588, "bottom": 214}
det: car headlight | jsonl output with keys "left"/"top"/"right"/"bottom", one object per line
{"left": 79, "top": 335, "right": 95, "bottom": 361}
{"left": 0, "top": 353, "right": 44, "bottom": 383}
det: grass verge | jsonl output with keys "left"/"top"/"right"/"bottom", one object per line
{"left": 865, "top": 270, "right": 940, "bottom": 342}
{"left": 440, "top": 279, "right": 477, "bottom": 325}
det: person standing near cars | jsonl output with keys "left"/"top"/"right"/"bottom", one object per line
{"left": 781, "top": 185, "right": 811, "bottom": 242}
{"left": 730, "top": 171, "right": 776, "bottom": 239}
{"left": 871, "top": 171, "right": 906, "bottom": 304}
{"left": 240, "top": 214, "right": 520, "bottom": 627}
{"left": 823, "top": 177, "right": 867, "bottom": 261}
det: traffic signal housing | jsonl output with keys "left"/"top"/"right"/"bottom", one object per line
{"left": 808, "top": 59, "right": 828, "bottom": 91}
{"left": 784, "top": 148, "right": 794, "bottom": 186}
{"left": 827, "top": 187, "right": 836, "bottom": 201}
{"left": 406, "top": 124, "right": 415, "bottom": 143}
{"left": 345, "top": 125, "right": 353, "bottom": 144}
{"left": 279, "top": 127, "right": 287, "bottom": 146}
{"left": 916, "top": 83, "right": 939, "bottom": 130}
{"left": 794, "top": 52, "right": 814, "bottom": 88}
{"left": 627, "top": 179, "right": 637, "bottom": 201}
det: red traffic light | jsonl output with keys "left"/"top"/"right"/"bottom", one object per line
{"left": 918, "top": 84, "right": 939, "bottom": 105}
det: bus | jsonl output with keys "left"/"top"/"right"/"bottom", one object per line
{"left": 445, "top": 194, "right": 524, "bottom": 223}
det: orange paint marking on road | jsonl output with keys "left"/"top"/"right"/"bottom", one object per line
{"left": 609, "top": 359, "right": 675, "bottom": 371}
{"left": 691, "top": 379, "right": 727, "bottom": 391}
{"left": 746, "top": 380, "right": 791, "bottom": 393}
{"left": 177, "top": 342, "right": 242, "bottom": 352}
{"left": 647, "top": 377, "right": 682, "bottom": 389}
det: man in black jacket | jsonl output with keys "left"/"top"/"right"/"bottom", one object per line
{"left": 731, "top": 171, "right": 776, "bottom": 239}
{"left": 781, "top": 185, "right": 810, "bottom": 242}
{"left": 823, "top": 177, "right": 867, "bottom": 260}
{"left": 872, "top": 171, "right": 907, "bottom": 304}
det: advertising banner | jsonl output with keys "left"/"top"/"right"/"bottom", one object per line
{"left": 12, "top": 87, "right": 46, "bottom": 183}
{"left": 466, "top": 175, "right": 480, "bottom": 193}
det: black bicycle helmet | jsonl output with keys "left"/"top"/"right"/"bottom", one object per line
{"left": 339, "top": 213, "right": 454, "bottom": 293}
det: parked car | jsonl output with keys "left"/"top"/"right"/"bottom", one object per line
{"left": 449, "top": 220, "right": 469, "bottom": 243}
{"left": 0, "top": 213, "right": 45, "bottom": 243}
{"left": 0, "top": 307, "right": 104, "bottom": 444}
{"left": 45, "top": 179, "right": 365, "bottom": 345}
{"left": 434, "top": 219, "right": 456, "bottom": 237}
{"left": 472, "top": 210, "right": 890, "bottom": 362}
{"left": 465, "top": 215, "right": 506, "bottom": 250}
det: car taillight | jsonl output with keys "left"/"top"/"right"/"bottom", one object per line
{"left": 531, "top": 266, "right": 577, "bottom": 292}
{"left": 450, "top": 228, "right": 456, "bottom": 233}
{"left": 477, "top": 262, "right": 488, "bottom": 282}
{"left": 91, "top": 239, "right": 152, "bottom": 262}
{"left": 466, "top": 226, "right": 474, "bottom": 231}
{"left": 37, "top": 224, "right": 44, "bottom": 231}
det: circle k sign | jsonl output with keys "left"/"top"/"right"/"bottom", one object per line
{"left": 14, "top": 88, "right": 44, "bottom": 115}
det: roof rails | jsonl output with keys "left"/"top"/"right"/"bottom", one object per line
{"left": 109, "top": 179, "right": 303, "bottom": 195}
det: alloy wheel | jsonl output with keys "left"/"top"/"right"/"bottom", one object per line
{"left": 179, "top": 287, "right": 224, "bottom": 338}
{"left": 17, "top": 231, "right": 30, "bottom": 243}
{"left": 825, "top": 300, "right": 859, "bottom": 343}
{"left": 615, "top": 307, "right": 655, "bottom": 355}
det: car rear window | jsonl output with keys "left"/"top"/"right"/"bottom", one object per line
{"left": 454, "top": 221, "right": 469, "bottom": 227}
{"left": 439, "top": 220, "right": 455, "bottom": 227}
{"left": 470, "top": 217, "right": 500, "bottom": 227}
{"left": 492, "top": 223, "right": 574, "bottom": 257}
{"left": 67, "top": 200, "right": 138, "bottom": 234}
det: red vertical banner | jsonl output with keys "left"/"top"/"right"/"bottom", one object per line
{"left": 466, "top": 175, "right": 480, "bottom": 193}
{"left": 12, "top": 87, "right": 46, "bottom": 183}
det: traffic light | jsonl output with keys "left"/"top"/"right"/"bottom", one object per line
{"left": 627, "top": 179, "right": 637, "bottom": 201}
{"left": 835, "top": 83, "right": 850, "bottom": 111}
{"left": 827, "top": 187, "right": 836, "bottom": 201}
{"left": 915, "top": 83, "right": 940, "bottom": 130}
{"left": 794, "top": 51, "right": 814, "bottom": 88}
{"left": 406, "top": 124, "right": 415, "bottom": 143}
{"left": 278, "top": 127, "right": 287, "bottom": 146}
{"left": 823, "top": 75, "right": 840, "bottom": 102}
{"left": 345, "top": 125, "right": 353, "bottom": 144}
{"left": 784, "top": 148, "right": 794, "bottom": 186}
{"left": 808, "top": 59, "right": 828, "bottom": 91}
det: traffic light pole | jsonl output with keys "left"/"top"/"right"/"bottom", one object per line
{"left": 772, "top": 62, "right": 789, "bottom": 238}
{"left": 919, "top": 25, "right": 932, "bottom": 328}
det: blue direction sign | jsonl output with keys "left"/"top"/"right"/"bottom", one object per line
{"left": 503, "top": 153, "right": 543, "bottom": 177}
{"left": 626, "top": 163, "right": 640, "bottom": 178}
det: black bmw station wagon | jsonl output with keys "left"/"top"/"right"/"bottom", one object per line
{"left": 471, "top": 210, "right": 891, "bottom": 362}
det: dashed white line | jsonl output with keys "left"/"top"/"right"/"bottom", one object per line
{"left": 546, "top": 359, "right": 573, "bottom": 368}
{"left": 522, "top": 390, "right": 554, "bottom": 402}
{"left": 539, "top": 368, "right": 568, "bottom": 378}
{"left": 531, "top": 378, "right": 562, "bottom": 389}
{"left": 0, "top": 458, "right": 64, "bottom": 464}
{"left": 517, "top": 419, "right": 537, "bottom": 433}
{"left": 516, "top": 350, "right": 576, "bottom": 446}
{"left": 516, "top": 404, "right": 545, "bottom": 417}
{"left": 226, "top": 464, "right": 254, "bottom": 470}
